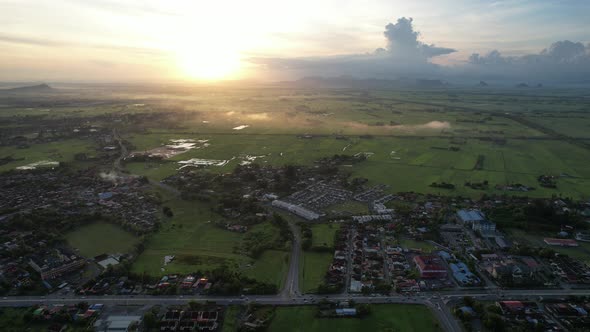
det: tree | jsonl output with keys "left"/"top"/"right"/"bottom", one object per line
{"left": 143, "top": 311, "right": 157, "bottom": 329}
{"left": 162, "top": 206, "right": 173, "bottom": 218}
{"left": 483, "top": 313, "right": 505, "bottom": 331}
{"left": 356, "top": 303, "right": 371, "bottom": 316}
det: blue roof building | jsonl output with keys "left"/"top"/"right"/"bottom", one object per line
{"left": 457, "top": 209, "right": 485, "bottom": 224}
{"left": 450, "top": 262, "right": 481, "bottom": 286}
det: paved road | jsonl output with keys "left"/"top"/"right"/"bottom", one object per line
{"left": 280, "top": 220, "right": 301, "bottom": 298}
{"left": 3, "top": 289, "right": 590, "bottom": 331}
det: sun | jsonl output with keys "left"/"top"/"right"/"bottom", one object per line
{"left": 175, "top": 44, "right": 241, "bottom": 81}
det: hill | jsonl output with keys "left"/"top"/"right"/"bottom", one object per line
{"left": 0, "top": 83, "right": 54, "bottom": 93}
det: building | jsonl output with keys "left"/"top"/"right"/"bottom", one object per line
{"left": 413, "top": 255, "right": 448, "bottom": 279}
{"left": 456, "top": 209, "right": 485, "bottom": 225}
{"left": 271, "top": 200, "right": 321, "bottom": 220}
{"left": 472, "top": 220, "right": 496, "bottom": 232}
{"left": 544, "top": 238, "right": 579, "bottom": 247}
{"left": 29, "top": 249, "right": 86, "bottom": 280}
{"left": 335, "top": 308, "right": 357, "bottom": 316}
{"left": 449, "top": 262, "right": 480, "bottom": 286}
{"left": 94, "top": 315, "right": 141, "bottom": 332}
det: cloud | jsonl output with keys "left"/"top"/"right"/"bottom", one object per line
{"left": 251, "top": 17, "right": 455, "bottom": 79}
{"left": 466, "top": 40, "right": 590, "bottom": 82}
{"left": 251, "top": 16, "right": 589, "bottom": 84}
{"left": 383, "top": 17, "right": 456, "bottom": 59}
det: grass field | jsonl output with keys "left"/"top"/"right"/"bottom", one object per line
{"left": 266, "top": 305, "right": 441, "bottom": 332}
{"left": 398, "top": 238, "right": 437, "bottom": 253}
{"left": 299, "top": 251, "right": 333, "bottom": 293}
{"left": 221, "top": 306, "right": 241, "bottom": 332}
{"left": 507, "top": 229, "right": 590, "bottom": 264}
{"left": 130, "top": 192, "right": 289, "bottom": 286}
{"left": 0, "top": 138, "right": 97, "bottom": 172}
{"left": 241, "top": 250, "right": 290, "bottom": 288}
{"left": 65, "top": 222, "right": 141, "bottom": 258}
{"left": 311, "top": 223, "right": 340, "bottom": 248}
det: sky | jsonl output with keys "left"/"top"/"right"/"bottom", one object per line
{"left": 0, "top": 0, "right": 589, "bottom": 83}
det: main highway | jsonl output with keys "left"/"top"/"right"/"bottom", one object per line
{"left": 2, "top": 288, "right": 590, "bottom": 332}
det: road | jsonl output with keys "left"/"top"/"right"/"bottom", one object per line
{"left": 280, "top": 220, "right": 301, "bottom": 298}
{"left": 3, "top": 289, "right": 590, "bottom": 332}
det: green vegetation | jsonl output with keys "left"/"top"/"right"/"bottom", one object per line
{"left": 311, "top": 223, "right": 340, "bottom": 249}
{"left": 398, "top": 238, "right": 436, "bottom": 253}
{"left": 0, "top": 138, "right": 97, "bottom": 172}
{"left": 130, "top": 193, "right": 289, "bottom": 287}
{"left": 0, "top": 307, "right": 88, "bottom": 332}
{"left": 65, "top": 222, "right": 141, "bottom": 258}
{"left": 221, "top": 306, "right": 240, "bottom": 332}
{"left": 508, "top": 229, "right": 590, "bottom": 264}
{"left": 266, "top": 305, "right": 440, "bottom": 332}
{"left": 241, "top": 250, "right": 290, "bottom": 289}
{"left": 299, "top": 252, "right": 333, "bottom": 293}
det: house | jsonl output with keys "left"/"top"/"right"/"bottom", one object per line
{"left": 335, "top": 308, "right": 357, "bottom": 316}
{"left": 414, "top": 255, "right": 448, "bottom": 279}
{"left": 544, "top": 238, "right": 579, "bottom": 247}
{"left": 94, "top": 315, "right": 141, "bottom": 332}
{"left": 450, "top": 262, "right": 480, "bottom": 286}
{"left": 498, "top": 301, "right": 525, "bottom": 315}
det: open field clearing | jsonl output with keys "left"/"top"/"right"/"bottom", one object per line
{"left": 0, "top": 139, "right": 97, "bottom": 172}
{"left": 299, "top": 251, "right": 333, "bottom": 293}
{"left": 65, "top": 222, "right": 140, "bottom": 258}
{"left": 130, "top": 194, "right": 289, "bottom": 286}
{"left": 508, "top": 229, "right": 590, "bottom": 264}
{"left": 311, "top": 223, "right": 340, "bottom": 249}
{"left": 267, "top": 305, "right": 441, "bottom": 332}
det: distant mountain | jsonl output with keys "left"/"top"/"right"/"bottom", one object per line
{"left": 0, "top": 83, "right": 54, "bottom": 93}
{"left": 279, "top": 76, "right": 449, "bottom": 89}
{"left": 515, "top": 83, "right": 529, "bottom": 88}
{"left": 478, "top": 81, "right": 488, "bottom": 87}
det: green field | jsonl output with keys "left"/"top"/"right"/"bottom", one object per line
{"left": 241, "top": 250, "right": 290, "bottom": 288}
{"left": 221, "top": 306, "right": 241, "bottom": 332}
{"left": 299, "top": 251, "right": 333, "bottom": 293}
{"left": 508, "top": 229, "right": 590, "bottom": 264}
{"left": 398, "top": 238, "right": 437, "bottom": 253}
{"left": 0, "top": 138, "right": 97, "bottom": 172}
{"left": 311, "top": 223, "right": 340, "bottom": 248}
{"left": 65, "top": 222, "right": 141, "bottom": 258}
{"left": 120, "top": 131, "right": 590, "bottom": 199}
{"left": 266, "top": 305, "right": 441, "bottom": 332}
{"left": 130, "top": 192, "right": 289, "bottom": 286}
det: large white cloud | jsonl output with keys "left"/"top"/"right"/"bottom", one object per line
{"left": 251, "top": 17, "right": 590, "bottom": 84}
{"left": 250, "top": 17, "right": 456, "bottom": 79}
